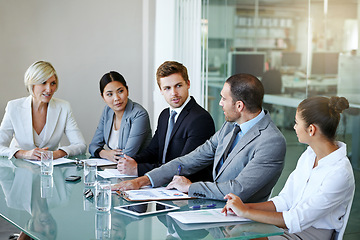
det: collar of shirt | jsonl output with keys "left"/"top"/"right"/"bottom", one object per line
{"left": 237, "top": 109, "right": 265, "bottom": 136}
{"left": 307, "top": 141, "right": 347, "bottom": 168}
{"left": 169, "top": 95, "right": 191, "bottom": 122}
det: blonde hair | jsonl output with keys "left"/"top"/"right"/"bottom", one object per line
{"left": 24, "top": 61, "right": 58, "bottom": 96}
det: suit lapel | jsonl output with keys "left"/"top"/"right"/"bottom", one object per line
{"left": 118, "top": 99, "right": 133, "bottom": 148}
{"left": 105, "top": 108, "right": 114, "bottom": 144}
{"left": 20, "top": 96, "right": 35, "bottom": 146}
{"left": 169, "top": 97, "right": 194, "bottom": 139}
{"left": 214, "top": 114, "right": 270, "bottom": 180}
{"left": 41, "top": 98, "right": 60, "bottom": 147}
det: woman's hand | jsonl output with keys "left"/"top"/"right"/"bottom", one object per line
{"left": 117, "top": 155, "right": 138, "bottom": 176}
{"left": 222, "top": 193, "right": 248, "bottom": 217}
{"left": 99, "top": 149, "right": 123, "bottom": 162}
{"left": 14, "top": 147, "right": 49, "bottom": 160}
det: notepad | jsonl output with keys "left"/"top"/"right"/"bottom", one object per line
{"left": 168, "top": 208, "right": 250, "bottom": 224}
{"left": 98, "top": 169, "right": 137, "bottom": 178}
{"left": 24, "top": 157, "right": 75, "bottom": 166}
{"left": 80, "top": 158, "right": 116, "bottom": 167}
{"left": 118, "top": 187, "right": 194, "bottom": 201}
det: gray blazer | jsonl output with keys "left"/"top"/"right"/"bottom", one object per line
{"left": 147, "top": 111, "right": 286, "bottom": 202}
{"left": 89, "top": 99, "right": 152, "bottom": 158}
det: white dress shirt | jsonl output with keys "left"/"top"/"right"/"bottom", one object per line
{"left": 270, "top": 142, "right": 355, "bottom": 233}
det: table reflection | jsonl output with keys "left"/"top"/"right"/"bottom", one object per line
{"left": 0, "top": 159, "right": 77, "bottom": 239}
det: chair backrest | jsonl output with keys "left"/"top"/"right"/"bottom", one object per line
{"left": 334, "top": 189, "right": 355, "bottom": 240}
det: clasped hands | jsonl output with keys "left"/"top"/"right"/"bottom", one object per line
{"left": 99, "top": 149, "right": 138, "bottom": 176}
{"left": 14, "top": 147, "right": 66, "bottom": 160}
{"left": 221, "top": 193, "right": 248, "bottom": 218}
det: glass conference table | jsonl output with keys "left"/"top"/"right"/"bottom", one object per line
{"left": 0, "top": 156, "right": 283, "bottom": 240}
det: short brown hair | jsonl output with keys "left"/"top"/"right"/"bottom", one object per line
{"left": 156, "top": 61, "right": 189, "bottom": 88}
{"left": 225, "top": 73, "right": 264, "bottom": 113}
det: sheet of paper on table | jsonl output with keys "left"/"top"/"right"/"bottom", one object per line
{"left": 98, "top": 168, "right": 137, "bottom": 178}
{"left": 80, "top": 158, "right": 116, "bottom": 167}
{"left": 168, "top": 208, "right": 251, "bottom": 224}
{"left": 119, "top": 187, "right": 194, "bottom": 201}
{"left": 24, "top": 157, "right": 75, "bottom": 166}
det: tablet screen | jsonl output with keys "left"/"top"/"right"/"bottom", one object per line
{"left": 114, "top": 201, "right": 180, "bottom": 216}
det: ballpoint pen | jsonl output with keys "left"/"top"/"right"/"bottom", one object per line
{"left": 177, "top": 165, "right": 182, "bottom": 175}
{"left": 190, "top": 204, "right": 216, "bottom": 209}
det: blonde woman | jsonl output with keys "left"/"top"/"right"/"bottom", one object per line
{"left": 0, "top": 61, "right": 86, "bottom": 160}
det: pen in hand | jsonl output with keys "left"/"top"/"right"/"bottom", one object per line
{"left": 177, "top": 165, "right": 182, "bottom": 175}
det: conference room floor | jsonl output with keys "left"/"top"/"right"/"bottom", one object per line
{"left": 0, "top": 129, "right": 359, "bottom": 239}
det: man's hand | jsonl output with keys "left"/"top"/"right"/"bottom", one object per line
{"left": 165, "top": 175, "right": 192, "bottom": 193}
{"left": 117, "top": 155, "right": 138, "bottom": 176}
{"left": 111, "top": 176, "right": 151, "bottom": 191}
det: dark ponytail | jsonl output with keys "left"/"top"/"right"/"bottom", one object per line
{"left": 298, "top": 96, "right": 349, "bottom": 141}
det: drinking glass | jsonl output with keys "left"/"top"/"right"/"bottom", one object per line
{"left": 84, "top": 161, "right": 97, "bottom": 186}
{"left": 95, "top": 180, "right": 112, "bottom": 212}
{"left": 41, "top": 151, "right": 53, "bottom": 175}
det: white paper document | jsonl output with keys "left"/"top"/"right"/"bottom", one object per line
{"left": 98, "top": 169, "right": 137, "bottom": 178}
{"left": 120, "top": 187, "right": 193, "bottom": 201}
{"left": 24, "top": 157, "right": 75, "bottom": 166}
{"left": 168, "top": 208, "right": 250, "bottom": 224}
{"left": 81, "top": 158, "right": 116, "bottom": 167}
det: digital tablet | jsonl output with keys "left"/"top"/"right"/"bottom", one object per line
{"left": 114, "top": 201, "right": 180, "bottom": 216}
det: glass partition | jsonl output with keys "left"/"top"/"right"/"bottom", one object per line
{"left": 202, "top": 0, "right": 360, "bottom": 167}
{"left": 201, "top": 0, "right": 359, "bottom": 236}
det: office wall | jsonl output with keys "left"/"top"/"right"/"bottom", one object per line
{"left": 0, "top": 0, "right": 155, "bottom": 146}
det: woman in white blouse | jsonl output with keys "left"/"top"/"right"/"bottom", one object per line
{"left": 0, "top": 61, "right": 86, "bottom": 160}
{"left": 222, "top": 96, "right": 355, "bottom": 240}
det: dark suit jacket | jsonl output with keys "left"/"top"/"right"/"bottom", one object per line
{"left": 134, "top": 97, "right": 215, "bottom": 182}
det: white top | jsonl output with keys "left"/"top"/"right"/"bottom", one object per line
{"left": 270, "top": 142, "right": 355, "bottom": 233}
{"left": 33, "top": 126, "right": 46, "bottom": 148}
{"left": 108, "top": 124, "right": 120, "bottom": 150}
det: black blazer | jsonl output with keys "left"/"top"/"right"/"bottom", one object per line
{"left": 134, "top": 97, "right": 215, "bottom": 182}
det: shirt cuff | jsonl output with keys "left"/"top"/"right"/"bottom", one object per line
{"left": 145, "top": 173, "right": 155, "bottom": 187}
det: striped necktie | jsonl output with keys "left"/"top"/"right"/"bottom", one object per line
{"left": 216, "top": 125, "right": 241, "bottom": 174}
{"left": 162, "top": 110, "right": 177, "bottom": 164}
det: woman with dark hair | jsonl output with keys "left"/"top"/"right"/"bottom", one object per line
{"left": 222, "top": 96, "right": 355, "bottom": 240}
{"left": 89, "top": 71, "right": 151, "bottom": 162}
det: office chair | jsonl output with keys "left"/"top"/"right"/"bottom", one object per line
{"left": 333, "top": 189, "right": 355, "bottom": 240}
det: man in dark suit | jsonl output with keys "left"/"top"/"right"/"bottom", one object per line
{"left": 117, "top": 61, "right": 215, "bottom": 182}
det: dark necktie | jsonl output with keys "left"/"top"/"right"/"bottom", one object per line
{"left": 216, "top": 125, "right": 241, "bottom": 174}
{"left": 162, "top": 110, "right": 177, "bottom": 164}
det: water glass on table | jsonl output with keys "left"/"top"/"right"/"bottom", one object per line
{"left": 84, "top": 161, "right": 97, "bottom": 186}
{"left": 95, "top": 180, "right": 112, "bottom": 212}
{"left": 41, "top": 151, "right": 53, "bottom": 175}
